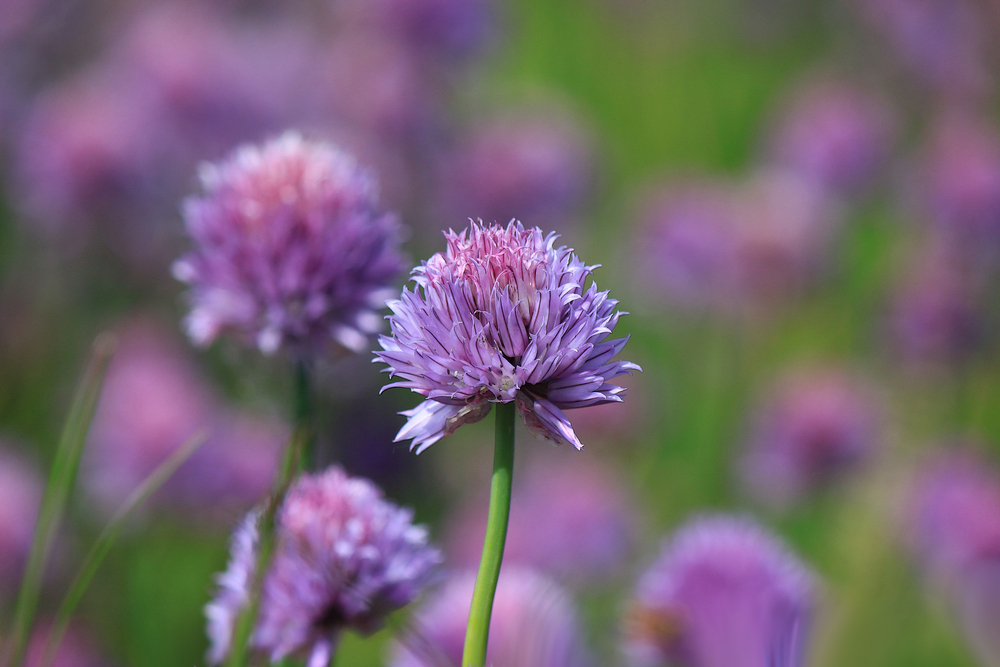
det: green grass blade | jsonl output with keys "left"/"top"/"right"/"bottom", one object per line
{"left": 39, "top": 429, "right": 210, "bottom": 667}
{"left": 2, "top": 334, "right": 116, "bottom": 667}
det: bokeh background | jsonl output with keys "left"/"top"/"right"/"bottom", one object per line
{"left": 1, "top": 0, "right": 1000, "bottom": 665}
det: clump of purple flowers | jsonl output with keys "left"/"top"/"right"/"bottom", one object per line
{"left": 375, "top": 219, "right": 640, "bottom": 452}
{"left": 389, "top": 567, "right": 591, "bottom": 667}
{"left": 174, "top": 131, "right": 404, "bottom": 356}
{"left": 206, "top": 466, "right": 442, "bottom": 666}
{"left": 624, "top": 515, "right": 816, "bottom": 667}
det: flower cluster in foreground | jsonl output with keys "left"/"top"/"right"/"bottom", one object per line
{"left": 205, "top": 466, "right": 442, "bottom": 666}
{"left": 174, "top": 131, "right": 404, "bottom": 356}
{"left": 376, "top": 219, "right": 640, "bottom": 452}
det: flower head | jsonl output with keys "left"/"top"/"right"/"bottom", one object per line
{"left": 767, "top": 80, "right": 894, "bottom": 196}
{"left": 206, "top": 466, "right": 442, "bottom": 666}
{"left": 446, "top": 456, "right": 634, "bottom": 583}
{"left": 905, "top": 448, "right": 1000, "bottom": 667}
{"left": 739, "top": 368, "right": 884, "bottom": 508}
{"left": 174, "top": 131, "right": 404, "bottom": 356}
{"left": 442, "top": 110, "right": 593, "bottom": 229}
{"left": 389, "top": 567, "right": 591, "bottom": 667}
{"left": 375, "top": 220, "right": 639, "bottom": 452}
{"left": 0, "top": 447, "right": 41, "bottom": 588}
{"left": 624, "top": 515, "right": 816, "bottom": 667}
{"left": 84, "top": 319, "right": 284, "bottom": 517}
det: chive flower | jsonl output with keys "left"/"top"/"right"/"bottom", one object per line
{"left": 624, "top": 516, "right": 816, "bottom": 667}
{"left": 375, "top": 219, "right": 639, "bottom": 453}
{"left": 174, "top": 131, "right": 404, "bottom": 356}
{"left": 205, "top": 466, "right": 442, "bottom": 666}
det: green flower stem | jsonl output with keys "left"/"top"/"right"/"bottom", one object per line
{"left": 224, "top": 425, "right": 306, "bottom": 667}
{"left": 3, "top": 335, "right": 115, "bottom": 667}
{"left": 462, "top": 401, "right": 516, "bottom": 667}
{"left": 294, "top": 360, "right": 316, "bottom": 471}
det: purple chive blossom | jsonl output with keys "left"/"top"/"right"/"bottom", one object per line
{"left": 334, "top": 0, "right": 493, "bottom": 61}
{"left": 740, "top": 368, "right": 884, "bottom": 508}
{"left": 375, "top": 220, "right": 640, "bottom": 453}
{"left": 916, "top": 113, "right": 1000, "bottom": 250}
{"left": 446, "top": 456, "right": 634, "bottom": 583}
{"left": 206, "top": 466, "right": 442, "bottom": 667}
{"left": 906, "top": 449, "right": 1000, "bottom": 665}
{"left": 84, "top": 320, "right": 285, "bottom": 516}
{"left": 441, "top": 110, "right": 593, "bottom": 229}
{"left": 856, "top": 0, "right": 989, "bottom": 98}
{"left": 766, "top": 80, "right": 895, "bottom": 196}
{"left": 624, "top": 515, "right": 816, "bottom": 667}
{"left": 389, "top": 567, "right": 591, "bottom": 667}
{"left": 634, "top": 181, "right": 743, "bottom": 311}
{"left": 886, "top": 241, "right": 984, "bottom": 365}
{"left": 174, "top": 131, "right": 404, "bottom": 356}
{"left": 906, "top": 448, "right": 1000, "bottom": 585}
{"left": 0, "top": 446, "right": 41, "bottom": 589}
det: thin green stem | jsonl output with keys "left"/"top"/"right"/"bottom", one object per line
{"left": 461, "top": 402, "right": 516, "bottom": 667}
{"left": 40, "top": 430, "right": 209, "bottom": 667}
{"left": 224, "top": 426, "right": 305, "bottom": 667}
{"left": 295, "top": 359, "right": 316, "bottom": 471}
{"left": 3, "top": 335, "right": 115, "bottom": 667}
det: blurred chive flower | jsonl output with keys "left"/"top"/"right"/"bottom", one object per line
{"left": 441, "top": 109, "right": 593, "bottom": 230}
{"left": 446, "top": 457, "right": 634, "bottom": 584}
{"left": 389, "top": 567, "right": 591, "bottom": 667}
{"left": 767, "top": 80, "right": 894, "bottom": 196}
{"left": 739, "top": 368, "right": 884, "bottom": 508}
{"left": 906, "top": 449, "right": 1000, "bottom": 666}
{"left": 174, "top": 131, "right": 404, "bottom": 357}
{"left": 0, "top": 447, "right": 42, "bottom": 589}
{"left": 83, "top": 320, "right": 284, "bottom": 517}
{"left": 624, "top": 515, "right": 816, "bottom": 667}
{"left": 375, "top": 219, "right": 640, "bottom": 453}
{"left": 206, "top": 466, "right": 442, "bottom": 666}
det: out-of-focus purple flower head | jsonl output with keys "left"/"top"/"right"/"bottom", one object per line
{"left": 766, "top": 78, "right": 895, "bottom": 196}
{"left": 731, "top": 169, "right": 843, "bottom": 300}
{"left": 0, "top": 0, "right": 41, "bottom": 43}
{"left": 905, "top": 447, "right": 1000, "bottom": 665}
{"left": 174, "top": 131, "right": 405, "bottom": 357}
{"left": 739, "top": 367, "right": 884, "bottom": 509}
{"left": 111, "top": 4, "right": 314, "bottom": 160}
{"left": 206, "top": 466, "right": 443, "bottom": 666}
{"left": 84, "top": 319, "right": 285, "bottom": 516}
{"left": 635, "top": 171, "right": 840, "bottom": 315}
{"left": 0, "top": 446, "right": 41, "bottom": 588}
{"left": 315, "top": 34, "right": 439, "bottom": 143}
{"left": 389, "top": 567, "right": 592, "bottom": 667}
{"left": 634, "top": 179, "right": 743, "bottom": 311}
{"left": 856, "top": 0, "right": 990, "bottom": 98}
{"left": 333, "top": 0, "right": 494, "bottom": 62}
{"left": 11, "top": 63, "right": 166, "bottom": 244}
{"left": 906, "top": 447, "right": 1000, "bottom": 585}
{"left": 623, "top": 515, "right": 817, "bottom": 667}
{"left": 25, "top": 624, "right": 107, "bottom": 667}
{"left": 886, "top": 239, "right": 985, "bottom": 366}
{"left": 446, "top": 456, "right": 635, "bottom": 584}
{"left": 915, "top": 112, "right": 1000, "bottom": 251}
{"left": 441, "top": 108, "right": 594, "bottom": 230}
{"left": 375, "top": 220, "right": 640, "bottom": 453}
